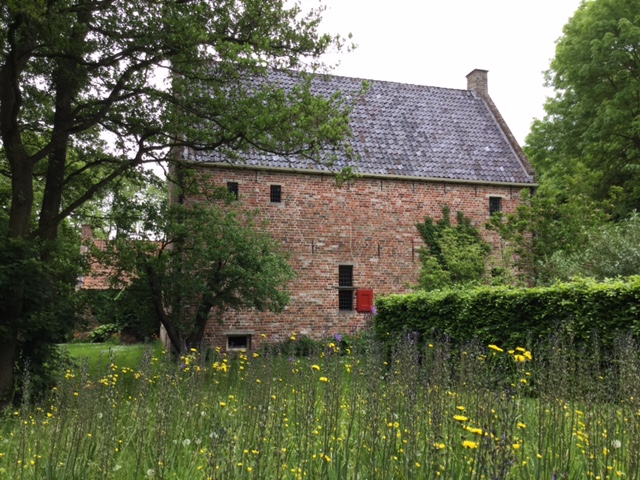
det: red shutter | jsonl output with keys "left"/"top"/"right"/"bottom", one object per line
{"left": 356, "top": 289, "right": 374, "bottom": 313}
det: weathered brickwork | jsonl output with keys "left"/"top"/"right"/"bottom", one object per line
{"left": 192, "top": 165, "right": 526, "bottom": 351}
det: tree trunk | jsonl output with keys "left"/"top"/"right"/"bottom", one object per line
{"left": 185, "top": 301, "right": 213, "bottom": 349}
{"left": 145, "top": 264, "right": 184, "bottom": 354}
{"left": 0, "top": 160, "right": 35, "bottom": 404}
{"left": 0, "top": 332, "right": 18, "bottom": 406}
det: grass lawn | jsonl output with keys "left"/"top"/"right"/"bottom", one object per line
{"left": 60, "top": 342, "right": 162, "bottom": 375}
{"left": 3, "top": 337, "right": 638, "bottom": 479}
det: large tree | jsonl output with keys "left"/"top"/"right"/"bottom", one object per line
{"left": 0, "top": 0, "right": 355, "bottom": 403}
{"left": 100, "top": 195, "right": 296, "bottom": 354}
{"left": 526, "top": 0, "right": 640, "bottom": 216}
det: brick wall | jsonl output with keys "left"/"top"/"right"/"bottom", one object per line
{"left": 190, "top": 165, "right": 525, "bottom": 350}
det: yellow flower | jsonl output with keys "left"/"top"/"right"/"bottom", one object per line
{"left": 319, "top": 377, "right": 329, "bottom": 383}
{"left": 517, "top": 422, "right": 526, "bottom": 429}
{"left": 462, "top": 440, "right": 479, "bottom": 449}
{"left": 488, "top": 344, "right": 504, "bottom": 353}
{"left": 465, "top": 426, "right": 483, "bottom": 435}
{"left": 311, "top": 365, "right": 320, "bottom": 371}
{"left": 456, "top": 406, "right": 466, "bottom": 411}
{"left": 433, "top": 442, "right": 446, "bottom": 450}
{"left": 512, "top": 443, "right": 521, "bottom": 450}
{"left": 453, "top": 415, "right": 468, "bottom": 422}
{"left": 514, "top": 354, "right": 526, "bottom": 363}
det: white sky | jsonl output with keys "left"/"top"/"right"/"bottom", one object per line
{"left": 313, "top": 0, "right": 583, "bottom": 145}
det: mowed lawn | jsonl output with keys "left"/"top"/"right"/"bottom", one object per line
{"left": 60, "top": 342, "right": 162, "bottom": 375}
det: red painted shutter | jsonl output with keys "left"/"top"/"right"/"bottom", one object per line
{"left": 356, "top": 289, "right": 374, "bottom": 313}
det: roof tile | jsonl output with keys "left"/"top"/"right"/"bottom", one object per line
{"left": 189, "top": 72, "right": 535, "bottom": 185}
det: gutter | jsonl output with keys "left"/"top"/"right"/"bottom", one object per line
{"left": 189, "top": 160, "right": 538, "bottom": 189}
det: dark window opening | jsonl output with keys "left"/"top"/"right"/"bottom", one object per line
{"left": 489, "top": 196, "right": 502, "bottom": 215}
{"left": 339, "top": 290, "right": 354, "bottom": 311}
{"left": 338, "top": 265, "right": 354, "bottom": 311}
{"left": 227, "top": 182, "right": 238, "bottom": 199}
{"left": 227, "top": 335, "right": 251, "bottom": 350}
{"left": 270, "top": 185, "right": 282, "bottom": 203}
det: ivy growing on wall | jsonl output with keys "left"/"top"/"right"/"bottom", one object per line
{"left": 416, "top": 206, "right": 491, "bottom": 291}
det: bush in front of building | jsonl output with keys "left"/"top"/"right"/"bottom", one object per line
{"left": 374, "top": 276, "right": 640, "bottom": 349}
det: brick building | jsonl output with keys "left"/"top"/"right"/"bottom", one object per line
{"left": 179, "top": 69, "right": 536, "bottom": 351}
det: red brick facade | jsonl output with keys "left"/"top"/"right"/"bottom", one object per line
{"left": 192, "top": 164, "right": 527, "bottom": 350}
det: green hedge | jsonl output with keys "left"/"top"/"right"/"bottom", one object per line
{"left": 374, "top": 277, "right": 640, "bottom": 348}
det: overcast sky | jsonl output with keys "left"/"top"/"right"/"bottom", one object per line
{"left": 311, "top": 0, "right": 583, "bottom": 145}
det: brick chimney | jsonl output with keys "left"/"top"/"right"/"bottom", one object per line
{"left": 466, "top": 69, "right": 488, "bottom": 96}
{"left": 81, "top": 224, "right": 94, "bottom": 240}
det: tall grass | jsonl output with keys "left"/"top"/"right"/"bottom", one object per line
{"left": 2, "top": 333, "right": 640, "bottom": 479}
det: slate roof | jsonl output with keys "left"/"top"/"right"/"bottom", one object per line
{"left": 187, "top": 71, "right": 535, "bottom": 185}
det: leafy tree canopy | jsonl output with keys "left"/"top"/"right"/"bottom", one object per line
{"left": 487, "top": 189, "right": 612, "bottom": 285}
{"left": 525, "top": 0, "right": 640, "bottom": 216}
{"left": 97, "top": 185, "right": 295, "bottom": 354}
{"left": 0, "top": 0, "right": 355, "bottom": 403}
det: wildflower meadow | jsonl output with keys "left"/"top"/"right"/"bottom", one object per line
{"left": 2, "top": 333, "right": 640, "bottom": 479}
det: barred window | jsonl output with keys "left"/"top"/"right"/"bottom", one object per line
{"left": 338, "top": 265, "right": 354, "bottom": 311}
{"left": 489, "top": 196, "right": 502, "bottom": 215}
{"left": 270, "top": 185, "right": 282, "bottom": 203}
{"left": 227, "top": 182, "right": 238, "bottom": 199}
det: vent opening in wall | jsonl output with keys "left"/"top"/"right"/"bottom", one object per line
{"left": 227, "top": 334, "right": 251, "bottom": 351}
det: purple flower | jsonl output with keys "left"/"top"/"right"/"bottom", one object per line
{"left": 288, "top": 356, "right": 296, "bottom": 363}
{"left": 334, "top": 334, "right": 342, "bottom": 342}
{"left": 371, "top": 305, "right": 377, "bottom": 315}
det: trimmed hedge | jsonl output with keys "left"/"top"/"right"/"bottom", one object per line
{"left": 374, "top": 277, "right": 640, "bottom": 348}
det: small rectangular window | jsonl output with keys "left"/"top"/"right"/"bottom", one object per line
{"left": 227, "top": 334, "right": 251, "bottom": 351}
{"left": 227, "top": 182, "right": 238, "bottom": 199}
{"left": 489, "top": 196, "right": 502, "bottom": 215}
{"left": 338, "top": 265, "right": 354, "bottom": 311}
{"left": 339, "top": 265, "right": 353, "bottom": 287}
{"left": 339, "top": 290, "right": 354, "bottom": 311}
{"left": 270, "top": 185, "right": 282, "bottom": 203}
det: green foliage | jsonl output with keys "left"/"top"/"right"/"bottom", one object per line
{"left": 5, "top": 337, "right": 640, "bottom": 478}
{"left": 526, "top": 0, "right": 640, "bottom": 216}
{"left": 88, "top": 324, "right": 120, "bottom": 343}
{"left": 0, "top": 226, "right": 85, "bottom": 402}
{"left": 543, "top": 211, "right": 640, "bottom": 280}
{"left": 99, "top": 186, "right": 296, "bottom": 353}
{"left": 374, "top": 276, "right": 640, "bottom": 350}
{"left": 1, "top": 0, "right": 356, "bottom": 401}
{"left": 260, "top": 335, "right": 324, "bottom": 357}
{"left": 416, "top": 206, "right": 490, "bottom": 290}
{"left": 81, "top": 282, "right": 159, "bottom": 341}
{"left": 486, "top": 189, "right": 611, "bottom": 285}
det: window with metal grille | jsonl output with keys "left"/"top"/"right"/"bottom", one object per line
{"left": 489, "top": 196, "right": 502, "bottom": 215}
{"left": 270, "top": 185, "right": 282, "bottom": 203}
{"left": 227, "top": 182, "right": 238, "bottom": 199}
{"left": 338, "top": 265, "right": 354, "bottom": 311}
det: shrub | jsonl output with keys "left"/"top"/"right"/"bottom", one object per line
{"left": 374, "top": 276, "right": 640, "bottom": 349}
{"left": 88, "top": 323, "right": 120, "bottom": 343}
